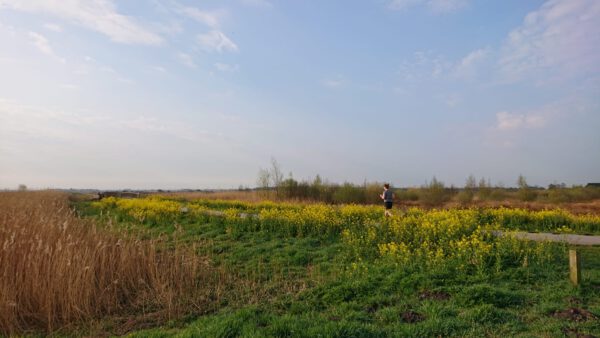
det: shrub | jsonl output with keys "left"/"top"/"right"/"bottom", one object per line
{"left": 456, "top": 190, "right": 475, "bottom": 205}
{"left": 364, "top": 182, "right": 385, "bottom": 205}
{"left": 477, "top": 178, "right": 492, "bottom": 200}
{"left": 489, "top": 188, "right": 508, "bottom": 201}
{"left": 545, "top": 188, "right": 573, "bottom": 203}
{"left": 516, "top": 175, "right": 537, "bottom": 202}
{"left": 396, "top": 188, "right": 420, "bottom": 202}
{"left": 332, "top": 183, "right": 366, "bottom": 204}
{"left": 517, "top": 189, "right": 538, "bottom": 202}
{"left": 420, "top": 177, "right": 451, "bottom": 207}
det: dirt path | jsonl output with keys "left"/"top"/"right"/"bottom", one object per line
{"left": 491, "top": 231, "right": 600, "bottom": 246}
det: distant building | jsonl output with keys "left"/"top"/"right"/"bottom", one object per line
{"left": 586, "top": 183, "right": 600, "bottom": 188}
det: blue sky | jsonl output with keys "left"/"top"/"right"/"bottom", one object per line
{"left": 0, "top": 0, "right": 598, "bottom": 189}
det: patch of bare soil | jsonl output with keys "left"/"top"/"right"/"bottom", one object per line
{"left": 418, "top": 290, "right": 451, "bottom": 301}
{"left": 401, "top": 310, "right": 425, "bottom": 323}
{"left": 553, "top": 308, "right": 598, "bottom": 322}
{"left": 561, "top": 327, "right": 597, "bottom": 338}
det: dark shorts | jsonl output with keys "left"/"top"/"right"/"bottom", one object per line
{"left": 384, "top": 201, "right": 393, "bottom": 210}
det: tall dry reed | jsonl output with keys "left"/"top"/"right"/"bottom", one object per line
{"left": 0, "top": 191, "right": 219, "bottom": 336}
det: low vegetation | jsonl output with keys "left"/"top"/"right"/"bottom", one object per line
{"left": 2, "top": 192, "right": 599, "bottom": 336}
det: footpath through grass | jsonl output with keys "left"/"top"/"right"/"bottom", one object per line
{"left": 76, "top": 199, "right": 600, "bottom": 337}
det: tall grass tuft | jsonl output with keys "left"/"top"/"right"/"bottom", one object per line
{"left": 0, "top": 191, "right": 218, "bottom": 336}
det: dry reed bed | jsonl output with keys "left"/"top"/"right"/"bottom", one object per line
{"left": 0, "top": 191, "right": 219, "bottom": 336}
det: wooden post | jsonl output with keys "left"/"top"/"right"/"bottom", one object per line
{"left": 569, "top": 249, "right": 581, "bottom": 285}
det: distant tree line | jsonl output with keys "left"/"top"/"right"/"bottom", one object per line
{"left": 255, "top": 160, "right": 600, "bottom": 206}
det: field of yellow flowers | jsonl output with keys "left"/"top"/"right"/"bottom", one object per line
{"left": 92, "top": 196, "right": 600, "bottom": 274}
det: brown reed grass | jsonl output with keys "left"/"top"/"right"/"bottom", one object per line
{"left": 159, "top": 190, "right": 268, "bottom": 202}
{"left": 0, "top": 191, "right": 221, "bottom": 336}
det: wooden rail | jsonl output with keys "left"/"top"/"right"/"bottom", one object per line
{"left": 490, "top": 230, "right": 600, "bottom": 285}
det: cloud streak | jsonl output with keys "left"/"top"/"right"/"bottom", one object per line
{"left": 175, "top": 52, "right": 197, "bottom": 68}
{"left": 453, "top": 47, "right": 489, "bottom": 79}
{"left": 495, "top": 111, "right": 545, "bottom": 131}
{"left": 499, "top": 0, "right": 600, "bottom": 84}
{"left": 197, "top": 30, "right": 238, "bottom": 53}
{"left": 27, "top": 31, "right": 65, "bottom": 63}
{"left": 43, "top": 23, "right": 63, "bottom": 32}
{"left": 214, "top": 62, "right": 239, "bottom": 72}
{"left": 175, "top": 6, "right": 224, "bottom": 28}
{"left": 240, "top": 0, "right": 273, "bottom": 8}
{"left": 389, "top": 0, "right": 468, "bottom": 13}
{"left": 1, "top": 0, "right": 163, "bottom": 45}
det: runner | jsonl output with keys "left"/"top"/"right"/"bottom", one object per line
{"left": 380, "top": 183, "right": 395, "bottom": 217}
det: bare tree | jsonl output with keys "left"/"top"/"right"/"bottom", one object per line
{"left": 269, "top": 157, "right": 284, "bottom": 195}
{"left": 256, "top": 157, "right": 285, "bottom": 198}
{"left": 257, "top": 168, "right": 270, "bottom": 190}
{"left": 517, "top": 174, "right": 528, "bottom": 189}
{"left": 465, "top": 175, "right": 477, "bottom": 190}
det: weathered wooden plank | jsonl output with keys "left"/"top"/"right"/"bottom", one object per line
{"left": 488, "top": 231, "right": 598, "bottom": 285}
{"left": 489, "top": 231, "right": 600, "bottom": 246}
{"left": 569, "top": 249, "right": 581, "bottom": 285}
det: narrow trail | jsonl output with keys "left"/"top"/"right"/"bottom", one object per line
{"left": 490, "top": 231, "right": 600, "bottom": 246}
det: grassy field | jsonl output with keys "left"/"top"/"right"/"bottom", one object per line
{"left": 2, "top": 193, "right": 599, "bottom": 337}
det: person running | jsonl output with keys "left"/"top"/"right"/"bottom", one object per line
{"left": 380, "top": 183, "right": 395, "bottom": 217}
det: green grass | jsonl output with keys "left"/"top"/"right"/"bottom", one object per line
{"left": 126, "top": 260, "right": 599, "bottom": 337}
{"left": 73, "top": 202, "right": 600, "bottom": 337}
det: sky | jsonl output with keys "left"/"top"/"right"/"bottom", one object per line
{"left": 0, "top": 0, "right": 599, "bottom": 190}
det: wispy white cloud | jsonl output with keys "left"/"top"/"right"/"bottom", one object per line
{"left": 240, "top": 0, "right": 273, "bottom": 8}
{"left": 1, "top": 0, "right": 163, "bottom": 45}
{"left": 499, "top": 0, "right": 600, "bottom": 84}
{"left": 0, "top": 98, "right": 245, "bottom": 189}
{"left": 482, "top": 92, "right": 600, "bottom": 151}
{"left": 28, "top": 31, "right": 52, "bottom": 55}
{"left": 153, "top": 21, "right": 184, "bottom": 35}
{"left": 490, "top": 94, "right": 593, "bottom": 135}
{"left": 117, "top": 77, "right": 134, "bottom": 85}
{"left": 397, "top": 51, "right": 450, "bottom": 82}
{"left": 214, "top": 62, "right": 239, "bottom": 72}
{"left": 78, "top": 56, "right": 135, "bottom": 83}
{"left": 0, "top": 98, "right": 107, "bottom": 141}
{"left": 27, "top": 31, "right": 65, "bottom": 63}
{"left": 197, "top": 30, "right": 238, "bottom": 53}
{"left": 0, "top": 98, "right": 219, "bottom": 144}
{"left": 152, "top": 66, "right": 167, "bottom": 73}
{"left": 175, "top": 6, "right": 224, "bottom": 28}
{"left": 175, "top": 52, "right": 197, "bottom": 68}
{"left": 427, "top": 0, "right": 468, "bottom": 13}
{"left": 495, "top": 111, "right": 545, "bottom": 131}
{"left": 444, "top": 93, "right": 461, "bottom": 107}
{"left": 321, "top": 78, "right": 344, "bottom": 88}
{"left": 389, "top": 0, "right": 422, "bottom": 11}
{"left": 453, "top": 47, "right": 489, "bottom": 79}
{"left": 43, "top": 23, "right": 62, "bottom": 32}
{"left": 389, "top": 0, "right": 468, "bottom": 13}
